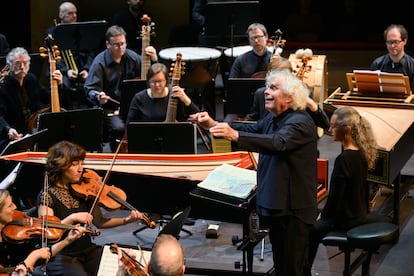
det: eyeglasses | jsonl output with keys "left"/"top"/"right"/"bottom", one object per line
{"left": 385, "top": 40, "right": 402, "bottom": 46}
{"left": 150, "top": 79, "right": 166, "bottom": 85}
{"left": 110, "top": 42, "right": 127, "bottom": 48}
{"left": 13, "top": 60, "right": 30, "bottom": 67}
{"left": 249, "top": 35, "right": 265, "bottom": 41}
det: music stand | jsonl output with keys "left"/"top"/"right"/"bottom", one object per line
{"left": 204, "top": 1, "right": 260, "bottom": 46}
{"left": 225, "top": 78, "right": 265, "bottom": 115}
{"left": 158, "top": 206, "right": 192, "bottom": 240}
{"left": 52, "top": 20, "right": 107, "bottom": 52}
{"left": 52, "top": 20, "right": 107, "bottom": 87}
{"left": 0, "top": 129, "right": 48, "bottom": 156}
{"left": 119, "top": 79, "right": 147, "bottom": 121}
{"left": 36, "top": 108, "right": 104, "bottom": 152}
{"left": 127, "top": 122, "right": 197, "bottom": 154}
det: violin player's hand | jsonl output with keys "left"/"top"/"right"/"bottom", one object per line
{"left": 67, "top": 212, "right": 93, "bottom": 225}
{"left": 116, "top": 247, "right": 138, "bottom": 276}
{"left": 66, "top": 225, "right": 87, "bottom": 243}
{"left": 123, "top": 210, "right": 143, "bottom": 224}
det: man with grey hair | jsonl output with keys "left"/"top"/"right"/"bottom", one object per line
{"left": 190, "top": 69, "right": 318, "bottom": 275}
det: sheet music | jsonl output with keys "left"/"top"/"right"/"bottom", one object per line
{"left": 198, "top": 164, "right": 256, "bottom": 199}
{"left": 97, "top": 244, "right": 151, "bottom": 276}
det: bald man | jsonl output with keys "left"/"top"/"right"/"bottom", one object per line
{"left": 148, "top": 234, "right": 185, "bottom": 276}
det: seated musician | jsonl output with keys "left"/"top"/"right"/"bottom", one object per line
{"left": 84, "top": 25, "right": 158, "bottom": 152}
{"left": 46, "top": 1, "right": 97, "bottom": 110}
{"left": 0, "top": 189, "right": 86, "bottom": 275}
{"left": 35, "top": 140, "right": 145, "bottom": 276}
{"left": 229, "top": 23, "right": 273, "bottom": 78}
{"left": 370, "top": 24, "right": 414, "bottom": 91}
{"left": 125, "top": 62, "right": 199, "bottom": 126}
{"left": 0, "top": 47, "right": 62, "bottom": 153}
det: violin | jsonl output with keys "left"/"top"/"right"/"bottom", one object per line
{"left": 0, "top": 264, "right": 15, "bottom": 276}
{"left": 2, "top": 210, "right": 99, "bottom": 244}
{"left": 110, "top": 243, "right": 148, "bottom": 276}
{"left": 71, "top": 169, "right": 127, "bottom": 211}
{"left": 106, "top": 189, "right": 157, "bottom": 229}
{"left": 72, "top": 169, "right": 156, "bottom": 229}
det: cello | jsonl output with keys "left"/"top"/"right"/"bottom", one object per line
{"left": 27, "top": 35, "right": 63, "bottom": 132}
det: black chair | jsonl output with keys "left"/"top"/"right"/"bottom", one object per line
{"left": 321, "top": 221, "right": 399, "bottom": 276}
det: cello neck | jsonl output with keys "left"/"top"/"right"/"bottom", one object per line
{"left": 49, "top": 57, "right": 60, "bottom": 112}
{"left": 140, "top": 15, "right": 154, "bottom": 80}
{"left": 165, "top": 53, "right": 184, "bottom": 122}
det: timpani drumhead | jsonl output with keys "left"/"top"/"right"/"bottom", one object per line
{"left": 159, "top": 47, "right": 222, "bottom": 85}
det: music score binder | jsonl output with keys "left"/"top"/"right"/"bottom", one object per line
{"left": 348, "top": 70, "right": 411, "bottom": 97}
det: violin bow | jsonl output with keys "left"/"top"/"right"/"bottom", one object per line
{"left": 88, "top": 137, "right": 125, "bottom": 215}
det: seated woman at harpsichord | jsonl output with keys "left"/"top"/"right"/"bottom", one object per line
{"left": 370, "top": 24, "right": 414, "bottom": 91}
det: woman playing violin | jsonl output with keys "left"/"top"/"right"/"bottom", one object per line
{"left": 0, "top": 189, "right": 84, "bottom": 275}
{"left": 35, "top": 140, "right": 144, "bottom": 276}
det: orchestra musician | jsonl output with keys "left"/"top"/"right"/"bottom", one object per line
{"left": 84, "top": 25, "right": 158, "bottom": 152}
{"left": 126, "top": 63, "right": 199, "bottom": 126}
{"left": 47, "top": 1, "right": 96, "bottom": 110}
{"left": 0, "top": 189, "right": 85, "bottom": 276}
{"left": 370, "top": 24, "right": 414, "bottom": 91}
{"left": 0, "top": 47, "right": 62, "bottom": 153}
{"left": 35, "top": 140, "right": 144, "bottom": 276}
{"left": 228, "top": 23, "right": 273, "bottom": 78}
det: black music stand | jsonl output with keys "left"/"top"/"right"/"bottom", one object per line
{"left": 0, "top": 129, "right": 48, "bottom": 156}
{"left": 158, "top": 206, "right": 192, "bottom": 240}
{"left": 52, "top": 20, "right": 107, "bottom": 88}
{"left": 119, "top": 79, "right": 147, "bottom": 122}
{"left": 36, "top": 108, "right": 104, "bottom": 152}
{"left": 52, "top": 20, "right": 107, "bottom": 52}
{"left": 204, "top": 1, "right": 260, "bottom": 47}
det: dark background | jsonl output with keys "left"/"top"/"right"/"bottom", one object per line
{"left": 2, "top": 0, "right": 414, "bottom": 52}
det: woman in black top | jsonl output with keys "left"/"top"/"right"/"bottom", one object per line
{"left": 305, "top": 106, "right": 378, "bottom": 275}
{"left": 126, "top": 62, "right": 199, "bottom": 125}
